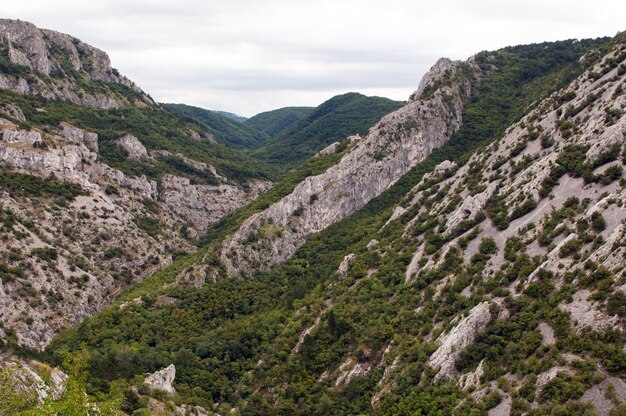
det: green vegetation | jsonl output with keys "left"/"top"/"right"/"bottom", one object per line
{"left": 244, "top": 106, "right": 313, "bottom": 137}
{"left": 0, "top": 169, "right": 87, "bottom": 202}
{"left": 0, "top": 88, "right": 275, "bottom": 184}
{"left": 214, "top": 110, "right": 248, "bottom": 123}
{"left": 251, "top": 93, "right": 404, "bottom": 172}
{"left": 0, "top": 349, "right": 123, "bottom": 415}
{"left": 163, "top": 103, "right": 267, "bottom": 148}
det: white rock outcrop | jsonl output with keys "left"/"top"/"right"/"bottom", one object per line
{"left": 114, "top": 134, "right": 148, "bottom": 160}
{"left": 0, "top": 356, "right": 68, "bottom": 402}
{"left": 159, "top": 174, "right": 271, "bottom": 235}
{"left": 428, "top": 302, "right": 494, "bottom": 381}
{"left": 144, "top": 364, "right": 176, "bottom": 395}
{"left": 60, "top": 122, "right": 99, "bottom": 152}
{"left": 0, "top": 19, "right": 150, "bottom": 108}
{"left": 337, "top": 253, "right": 356, "bottom": 277}
{"left": 2, "top": 128, "right": 43, "bottom": 145}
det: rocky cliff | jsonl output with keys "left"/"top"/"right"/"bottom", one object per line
{"left": 0, "top": 20, "right": 273, "bottom": 349}
{"left": 0, "top": 19, "right": 150, "bottom": 108}
{"left": 215, "top": 58, "right": 475, "bottom": 277}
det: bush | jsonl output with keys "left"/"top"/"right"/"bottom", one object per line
{"left": 478, "top": 237, "right": 498, "bottom": 255}
{"left": 104, "top": 185, "right": 119, "bottom": 195}
{"left": 0, "top": 170, "right": 87, "bottom": 201}
{"left": 103, "top": 247, "right": 124, "bottom": 259}
{"left": 31, "top": 247, "right": 58, "bottom": 262}
{"left": 559, "top": 238, "right": 582, "bottom": 258}
{"left": 133, "top": 215, "right": 161, "bottom": 237}
{"left": 590, "top": 212, "right": 607, "bottom": 232}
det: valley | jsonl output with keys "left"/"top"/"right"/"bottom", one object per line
{"left": 0, "top": 17, "right": 625, "bottom": 416}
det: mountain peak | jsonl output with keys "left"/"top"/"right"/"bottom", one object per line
{"left": 0, "top": 18, "right": 150, "bottom": 108}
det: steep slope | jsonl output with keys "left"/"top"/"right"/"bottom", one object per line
{"left": 163, "top": 103, "right": 268, "bottom": 148}
{"left": 40, "top": 37, "right": 620, "bottom": 415}
{"left": 244, "top": 106, "right": 313, "bottom": 137}
{"left": 251, "top": 93, "right": 404, "bottom": 169}
{"left": 214, "top": 61, "right": 472, "bottom": 278}
{"left": 0, "top": 20, "right": 273, "bottom": 350}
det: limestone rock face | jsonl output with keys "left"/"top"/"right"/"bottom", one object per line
{"left": 0, "top": 121, "right": 269, "bottom": 348}
{"left": 2, "top": 128, "right": 43, "bottom": 145}
{"left": 446, "top": 182, "right": 496, "bottom": 233}
{"left": 217, "top": 58, "right": 474, "bottom": 277}
{"left": 0, "top": 102, "right": 26, "bottom": 121}
{"left": 159, "top": 174, "right": 271, "bottom": 235}
{"left": 316, "top": 141, "right": 340, "bottom": 157}
{"left": 0, "top": 356, "right": 68, "bottom": 402}
{"left": 428, "top": 302, "right": 494, "bottom": 381}
{"left": 337, "top": 253, "right": 356, "bottom": 277}
{"left": 413, "top": 58, "right": 454, "bottom": 99}
{"left": 115, "top": 134, "right": 148, "bottom": 160}
{"left": 0, "top": 19, "right": 151, "bottom": 108}
{"left": 60, "top": 122, "right": 99, "bottom": 152}
{"left": 144, "top": 364, "right": 176, "bottom": 395}
{"left": 393, "top": 42, "right": 626, "bottom": 290}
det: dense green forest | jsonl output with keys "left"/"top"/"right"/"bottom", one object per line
{"left": 163, "top": 103, "right": 268, "bottom": 148}
{"left": 251, "top": 93, "right": 404, "bottom": 171}
{"left": 244, "top": 106, "right": 313, "bottom": 137}
{"left": 41, "top": 37, "right": 617, "bottom": 416}
{"left": 214, "top": 110, "right": 248, "bottom": 123}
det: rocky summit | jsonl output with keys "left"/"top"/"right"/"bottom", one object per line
{"left": 0, "top": 17, "right": 625, "bottom": 416}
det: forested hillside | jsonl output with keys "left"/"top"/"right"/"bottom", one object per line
{"left": 163, "top": 103, "right": 268, "bottom": 149}
{"left": 244, "top": 106, "right": 313, "bottom": 137}
{"left": 251, "top": 92, "right": 404, "bottom": 170}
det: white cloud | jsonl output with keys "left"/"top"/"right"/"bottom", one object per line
{"left": 3, "top": 0, "right": 625, "bottom": 116}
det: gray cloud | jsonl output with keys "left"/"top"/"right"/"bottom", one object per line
{"left": 3, "top": 0, "right": 625, "bottom": 116}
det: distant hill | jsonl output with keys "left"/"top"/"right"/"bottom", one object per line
{"left": 215, "top": 110, "right": 248, "bottom": 123}
{"left": 163, "top": 103, "right": 268, "bottom": 148}
{"left": 251, "top": 93, "right": 404, "bottom": 170}
{"left": 245, "top": 106, "right": 313, "bottom": 137}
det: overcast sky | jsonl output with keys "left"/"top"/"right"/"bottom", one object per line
{"left": 3, "top": 0, "right": 626, "bottom": 116}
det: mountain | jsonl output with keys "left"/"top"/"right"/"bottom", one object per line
{"left": 245, "top": 106, "right": 313, "bottom": 137}
{"left": 0, "top": 20, "right": 151, "bottom": 109}
{"left": 163, "top": 103, "right": 268, "bottom": 148}
{"left": 214, "top": 110, "right": 248, "bottom": 123}
{"left": 0, "top": 19, "right": 275, "bottom": 350}
{"left": 251, "top": 93, "right": 404, "bottom": 170}
{"left": 37, "top": 34, "right": 626, "bottom": 416}
{"left": 167, "top": 96, "right": 404, "bottom": 175}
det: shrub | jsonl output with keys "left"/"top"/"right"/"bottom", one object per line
{"left": 559, "top": 238, "right": 582, "bottom": 258}
{"left": 133, "top": 215, "right": 161, "bottom": 237}
{"left": 478, "top": 237, "right": 498, "bottom": 256}
{"left": 606, "top": 293, "right": 626, "bottom": 317}
{"left": 590, "top": 212, "right": 607, "bottom": 232}
{"left": 31, "top": 247, "right": 58, "bottom": 262}
{"left": 104, "top": 185, "right": 119, "bottom": 195}
{"left": 103, "top": 247, "right": 124, "bottom": 259}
